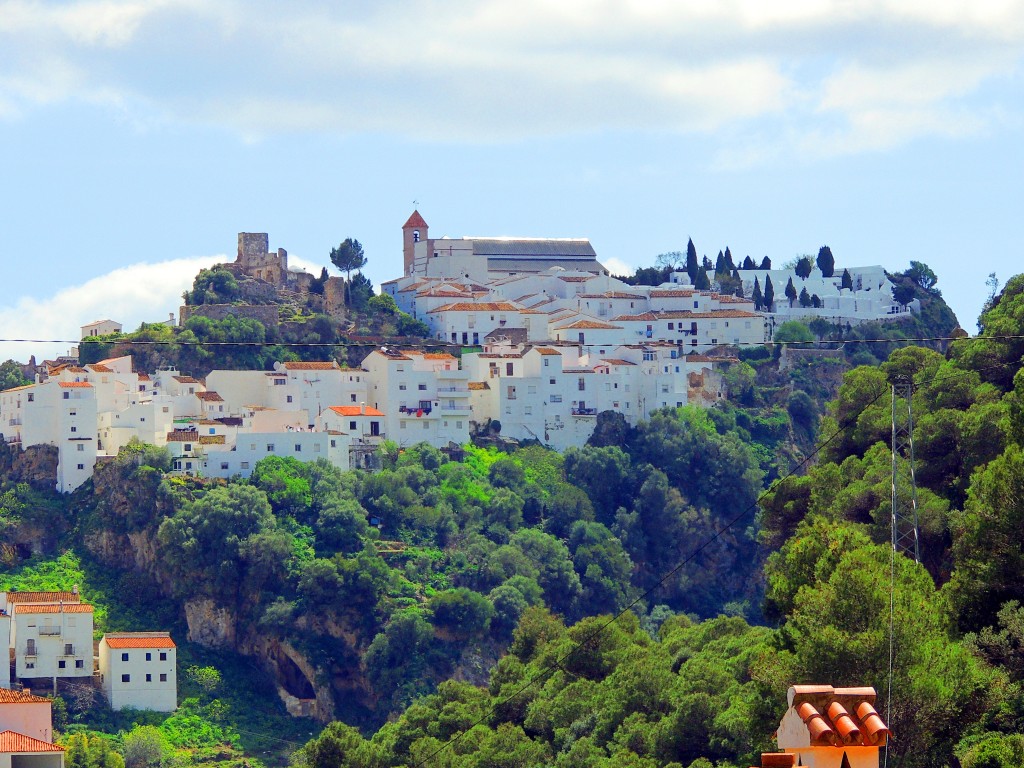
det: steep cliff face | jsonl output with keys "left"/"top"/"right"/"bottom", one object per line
{"left": 183, "top": 598, "right": 339, "bottom": 723}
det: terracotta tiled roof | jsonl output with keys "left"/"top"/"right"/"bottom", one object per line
{"left": 478, "top": 354, "right": 522, "bottom": 359}
{"left": 599, "top": 359, "right": 636, "bottom": 366}
{"left": 196, "top": 391, "right": 224, "bottom": 401}
{"left": 403, "top": 210, "right": 428, "bottom": 228}
{"left": 0, "top": 384, "right": 34, "bottom": 393}
{"left": 328, "top": 406, "right": 385, "bottom": 417}
{"left": 16, "top": 604, "right": 93, "bottom": 614}
{"left": 650, "top": 289, "right": 696, "bottom": 297}
{"left": 0, "top": 732, "right": 64, "bottom": 753}
{"left": 417, "top": 289, "right": 472, "bottom": 298}
{"left": 166, "top": 430, "right": 199, "bottom": 442}
{"left": 467, "top": 382, "right": 489, "bottom": 390}
{"left": 532, "top": 348, "right": 561, "bottom": 356}
{"left": 87, "top": 364, "right": 113, "bottom": 373}
{"left": 428, "top": 302, "right": 522, "bottom": 313}
{"left": 555, "top": 319, "right": 622, "bottom": 330}
{"left": 0, "top": 689, "right": 51, "bottom": 704}
{"left": 58, "top": 382, "right": 93, "bottom": 388}
{"left": 398, "top": 281, "right": 428, "bottom": 293}
{"left": 423, "top": 353, "right": 456, "bottom": 360}
{"left": 173, "top": 376, "right": 199, "bottom": 384}
{"left": 198, "top": 435, "right": 225, "bottom": 445}
{"left": 5, "top": 592, "right": 80, "bottom": 604}
{"left": 137, "top": 374, "right": 151, "bottom": 381}
{"left": 282, "top": 362, "right": 339, "bottom": 370}
{"left": 103, "top": 634, "right": 176, "bottom": 649}
{"left": 578, "top": 292, "right": 643, "bottom": 299}
{"left": 557, "top": 276, "right": 593, "bottom": 282}
{"left": 781, "top": 685, "right": 890, "bottom": 748}
{"left": 611, "top": 311, "right": 659, "bottom": 321}
{"left": 65, "top": 366, "right": 87, "bottom": 373}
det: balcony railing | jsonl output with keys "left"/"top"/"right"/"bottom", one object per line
{"left": 38, "top": 626, "right": 63, "bottom": 636}
{"left": 571, "top": 407, "right": 598, "bottom": 416}
{"left": 398, "top": 405, "right": 432, "bottom": 415}
{"left": 436, "top": 387, "right": 469, "bottom": 393}
{"left": 440, "top": 405, "right": 472, "bottom": 412}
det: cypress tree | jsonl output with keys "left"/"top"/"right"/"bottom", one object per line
{"left": 715, "top": 251, "right": 725, "bottom": 275}
{"left": 742, "top": 255, "right": 755, "bottom": 270}
{"left": 799, "top": 286, "right": 811, "bottom": 307}
{"left": 686, "top": 238, "right": 699, "bottom": 282}
{"left": 841, "top": 268, "right": 853, "bottom": 291}
{"left": 764, "top": 275, "right": 775, "bottom": 311}
{"left": 724, "top": 247, "right": 735, "bottom": 272}
{"left": 752, "top": 277, "right": 763, "bottom": 310}
{"left": 817, "top": 245, "right": 835, "bottom": 277}
{"left": 695, "top": 267, "right": 712, "bottom": 290}
{"left": 760, "top": 256, "right": 772, "bottom": 270}
{"left": 785, "top": 277, "right": 798, "bottom": 306}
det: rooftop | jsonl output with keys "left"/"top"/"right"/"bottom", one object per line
{"left": 0, "top": 689, "right": 51, "bottom": 704}
{"left": 328, "top": 405, "right": 385, "bottom": 417}
{"left": 281, "top": 362, "right": 340, "bottom": 370}
{"left": 15, "top": 604, "right": 94, "bottom": 614}
{"left": 4, "top": 591, "right": 81, "bottom": 604}
{"left": 0, "top": 731, "right": 64, "bottom": 753}
{"left": 103, "top": 633, "right": 176, "bottom": 649}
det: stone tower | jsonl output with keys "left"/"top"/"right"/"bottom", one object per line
{"left": 402, "top": 211, "right": 428, "bottom": 275}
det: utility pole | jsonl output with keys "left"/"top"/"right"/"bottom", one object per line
{"left": 891, "top": 376, "right": 921, "bottom": 562}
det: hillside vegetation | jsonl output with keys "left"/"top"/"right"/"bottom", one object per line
{"left": 4, "top": 267, "right": 1023, "bottom": 768}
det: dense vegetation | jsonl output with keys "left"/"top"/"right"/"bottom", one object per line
{"left": 6, "top": 262, "right": 1024, "bottom": 768}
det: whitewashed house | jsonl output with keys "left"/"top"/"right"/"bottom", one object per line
{"left": 98, "top": 633, "right": 177, "bottom": 712}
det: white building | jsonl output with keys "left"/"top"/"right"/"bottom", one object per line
{"left": 80, "top": 319, "right": 122, "bottom": 339}
{"left": 5, "top": 592, "right": 93, "bottom": 681}
{"left": 98, "top": 633, "right": 177, "bottom": 712}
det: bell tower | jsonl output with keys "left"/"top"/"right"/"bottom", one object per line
{"left": 402, "top": 210, "right": 428, "bottom": 275}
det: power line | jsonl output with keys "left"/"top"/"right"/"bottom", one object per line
{"left": 0, "top": 332, "right": 1022, "bottom": 350}
{"left": 411, "top": 357, "right": 1016, "bottom": 767}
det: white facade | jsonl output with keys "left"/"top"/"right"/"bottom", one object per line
{"left": 201, "top": 430, "right": 352, "bottom": 478}
{"left": 98, "top": 633, "right": 177, "bottom": 712}
{"left": 80, "top": 319, "right": 122, "bottom": 339}
{"left": 7, "top": 597, "right": 93, "bottom": 681}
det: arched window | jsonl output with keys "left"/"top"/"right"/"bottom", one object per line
{"left": 413, "top": 230, "right": 420, "bottom": 242}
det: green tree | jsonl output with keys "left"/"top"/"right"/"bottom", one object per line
{"left": 816, "top": 245, "right": 835, "bottom": 277}
{"left": 841, "top": 268, "right": 853, "bottom": 291}
{"left": 0, "top": 360, "right": 29, "bottom": 391}
{"left": 794, "top": 256, "right": 813, "bottom": 279}
{"left": 759, "top": 256, "right": 771, "bottom": 269}
{"left": 763, "top": 275, "right": 775, "bottom": 311}
{"left": 694, "top": 267, "right": 711, "bottom": 291}
{"left": 429, "top": 587, "right": 494, "bottom": 639}
{"left": 798, "top": 286, "right": 811, "bottom": 308}
{"left": 685, "top": 239, "right": 699, "bottom": 282}
{"left": 122, "top": 726, "right": 170, "bottom": 768}
{"left": 751, "top": 277, "right": 763, "bottom": 311}
{"left": 905, "top": 260, "right": 939, "bottom": 292}
{"left": 330, "top": 238, "right": 368, "bottom": 281}
{"left": 784, "top": 277, "right": 797, "bottom": 307}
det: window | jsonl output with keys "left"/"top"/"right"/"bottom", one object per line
{"left": 121, "top": 674, "right": 130, "bottom": 683}
{"left": 65, "top": 643, "right": 73, "bottom": 655}
{"left": 184, "top": 444, "right": 192, "bottom": 452}
{"left": 146, "top": 673, "right": 152, "bottom": 682}
{"left": 146, "top": 652, "right": 152, "bottom": 661}
{"left": 77, "top": 464, "right": 84, "bottom": 470}
{"left": 550, "top": 395, "right": 562, "bottom": 403}
{"left": 505, "top": 362, "right": 514, "bottom": 376}
{"left": 26, "top": 662, "right": 34, "bottom": 669}
{"left": 286, "top": 395, "right": 293, "bottom": 403}
{"left": 399, "top": 384, "right": 407, "bottom": 390}
{"left": 423, "top": 422, "right": 429, "bottom": 429}
{"left": 350, "top": 393, "right": 357, "bottom": 402}
{"left": 159, "top": 652, "right": 167, "bottom": 662}
{"left": 221, "top": 462, "right": 229, "bottom": 470}
{"left": 418, "top": 383, "right": 427, "bottom": 390}
{"left": 400, "top": 422, "right": 407, "bottom": 430}
{"left": 525, "top": 406, "right": 532, "bottom": 415}
{"left": 549, "top": 378, "right": 556, "bottom": 385}
{"left": 28, "top": 393, "right": 34, "bottom": 402}
{"left": 122, "top": 652, "right": 129, "bottom": 661}
{"left": 77, "top": 444, "right": 84, "bottom": 452}
{"left": 63, "top": 392, "right": 70, "bottom": 399}
{"left": 160, "top": 673, "right": 167, "bottom": 682}
{"left": 544, "top": 358, "right": 550, "bottom": 367}
{"left": 330, "top": 440, "right": 336, "bottom": 448}
{"left": 349, "top": 421, "right": 357, "bottom": 431}
{"left": 266, "top": 444, "right": 274, "bottom": 452}
{"left": 70, "top": 426, "right": 77, "bottom": 433}
{"left": 668, "top": 322, "right": 674, "bottom": 330}
{"left": 59, "top": 660, "right": 66, "bottom": 669}
{"left": 76, "top": 660, "right": 84, "bottom": 669}
{"left": 314, "top": 444, "right": 321, "bottom": 453}
{"left": 294, "top": 444, "right": 302, "bottom": 452}
{"left": 240, "top": 461, "right": 249, "bottom": 470}
{"left": 456, "top": 421, "right": 463, "bottom": 429}
{"left": 162, "top": 406, "right": 169, "bottom": 413}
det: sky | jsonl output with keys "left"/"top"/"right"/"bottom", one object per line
{"left": 1, "top": 0, "right": 1022, "bottom": 363}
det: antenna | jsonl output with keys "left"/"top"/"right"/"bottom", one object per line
{"left": 890, "top": 375, "right": 921, "bottom": 562}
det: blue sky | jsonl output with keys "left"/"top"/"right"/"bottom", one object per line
{"left": 1, "top": 0, "right": 1022, "bottom": 362}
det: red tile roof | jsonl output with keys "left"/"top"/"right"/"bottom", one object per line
{"left": 532, "top": 348, "right": 561, "bottom": 356}
{"left": 15, "top": 604, "right": 93, "bottom": 614}
{"left": 403, "top": 210, "right": 428, "bottom": 229}
{"left": 0, "top": 689, "right": 51, "bottom": 704}
{"left": 196, "top": 391, "right": 224, "bottom": 401}
{"left": 173, "top": 376, "right": 199, "bottom": 384}
{"left": 328, "top": 406, "right": 385, "bottom": 417}
{"left": 782, "top": 685, "right": 889, "bottom": 748}
{"left": 58, "top": 382, "right": 92, "bottom": 388}
{"left": 103, "top": 634, "right": 176, "bottom": 649}
{"left": 87, "top": 364, "right": 113, "bottom": 373}
{"left": 281, "top": 362, "right": 339, "bottom": 370}
{"left": 428, "top": 302, "right": 522, "bottom": 313}
{"left": 467, "top": 382, "right": 489, "bottom": 390}
{"left": 555, "top": 319, "right": 622, "bottom": 330}
{"left": 166, "top": 430, "right": 200, "bottom": 442}
{"left": 0, "top": 732, "right": 63, "bottom": 753}
{"left": 5, "top": 592, "right": 80, "bottom": 604}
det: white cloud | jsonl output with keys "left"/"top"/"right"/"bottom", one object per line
{"left": 0, "top": 0, "right": 1021, "bottom": 155}
{"left": 602, "top": 256, "right": 636, "bottom": 277}
{"left": 0, "top": 256, "right": 221, "bottom": 363}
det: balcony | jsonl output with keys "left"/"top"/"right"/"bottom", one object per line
{"left": 38, "top": 626, "right": 63, "bottom": 636}
{"left": 571, "top": 407, "right": 598, "bottom": 416}
{"left": 398, "top": 405, "right": 432, "bottom": 416}
{"left": 436, "top": 387, "right": 469, "bottom": 394}
{"left": 440, "top": 405, "right": 472, "bottom": 412}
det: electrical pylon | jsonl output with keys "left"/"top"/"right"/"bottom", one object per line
{"left": 891, "top": 375, "right": 921, "bottom": 563}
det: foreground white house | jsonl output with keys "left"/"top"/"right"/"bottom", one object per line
{"left": 98, "top": 633, "right": 177, "bottom": 712}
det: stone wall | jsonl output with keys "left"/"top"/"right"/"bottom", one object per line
{"left": 323, "top": 277, "right": 347, "bottom": 319}
{"left": 178, "top": 303, "right": 280, "bottom": 328}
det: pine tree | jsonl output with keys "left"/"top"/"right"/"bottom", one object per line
{"left": 715, "top": 251, "right": 725, "bottom": 275}
{"left": 752, "top": 277, "right": 763, "bottom": 310}
{"left": 760, "top": 256, "right": 772, "bottom": 270}
{"left": 764, "top": 275, "right": 775, "bottom": 310}
{"left": 817, "top": 245, "right": 835, "bottom": 277}
{"left": 785, "top": 277, "right": 798, "bottom": 307}
{"left": 841, "top": 268, "right": 853, "bottom": 291}
{"left": 799, "top": 286, "right": 811, "bottom": 307}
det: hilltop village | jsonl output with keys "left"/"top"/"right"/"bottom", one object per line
{"left": 0, "top": 212, "right": 914, "bottom": 494}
